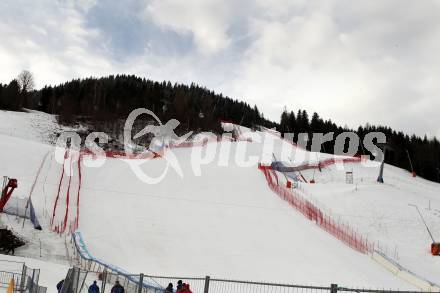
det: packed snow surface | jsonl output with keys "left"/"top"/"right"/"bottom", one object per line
{"left": 0, "top": 110, "right": 439, "bottom": 290}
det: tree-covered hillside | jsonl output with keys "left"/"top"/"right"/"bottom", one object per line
{"left": 1, "top": 73, "right": 439, "bottom": 182}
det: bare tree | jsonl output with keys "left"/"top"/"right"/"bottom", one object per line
{"left": 15, "top": 70, "right": 35, "bottom": 109}
{"left": 16, "top": 70, "right": 35, "bottom": 93}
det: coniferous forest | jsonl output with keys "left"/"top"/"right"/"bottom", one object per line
{"left": 0, "top": 74, "right": 439, "bottom": 182}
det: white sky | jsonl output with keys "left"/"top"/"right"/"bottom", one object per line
{"left": 1, "top": 0, "right": 439, "bottom": 138}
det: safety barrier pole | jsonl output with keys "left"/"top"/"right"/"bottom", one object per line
{"left": 203, "top": 276, "right": 210, "bottom": 293}
{"left": 138, "top": 274, "right": 144, "bottom": 293}
{"left": 101, "top": 270, "right": 107, "bottom": 293}
{"left": 20, "top": 263, "right": 27, "bottom": 292}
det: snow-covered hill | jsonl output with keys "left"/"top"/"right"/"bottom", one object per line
{"left": 0, "top": 110, "right": 81, "bottom": 145}
{"left": 0, "top": 110, "right": 439, "bottom": 291}
{"left": 300, "top": 163, "right": 440, "bottom": 282}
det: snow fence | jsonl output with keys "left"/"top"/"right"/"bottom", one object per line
{"left": 2, "top": 150, "right": 49, "bottom": 229}
{"left": 51, "top": 150, "right": 82, "bottom": 234}
{"left": 3, "top": 197, "right": 41, "bottom": 229}
{"left": 261, "top": 158, "right": 440, "bottom": 290}
{"left": 259, "top": 160, "right": 372, "bottom": 254}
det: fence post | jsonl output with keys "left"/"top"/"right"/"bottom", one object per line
{"left": 20, "top": 264, "right": 27, "bottom": 292}
{"left": 73, "top": 267, "right": 81, "bottom": 293}
{"left": 138, "top": 274, "right": 144, "bottom": 293}
{"left": 101, "top": 270, "right": 107, "bottom": 293}
{"left": 330, "top": 284, "right": 338, "bottom": 293}
{"left": 203, "top": 276, "right": 210, "bottom": 293}
{"left": 31, "top": 269, "right": 36, "bottom": 293}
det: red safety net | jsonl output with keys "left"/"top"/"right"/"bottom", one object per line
{"left": 51, "top": 151, "right": 82, "bottom": 234}
{"left": 259, "top": 165, "right": 372, "bottom": 254}
{"left": 51, "top": 150, "right": 68, "bottom": 227}
{"left": 73, "top": 155, "right": 82, "bottom": 232}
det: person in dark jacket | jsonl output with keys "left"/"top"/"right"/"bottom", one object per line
{"left": 164, "top": 283, "right": 173, "bottom": 293}
{"left": 56, "top": 279, "right": 65, "bottom": 293}
{"left": 89, "top": 281, "right": 100, "bottom": 293}
{"left": 111, "top": 281, "right": 125, "bottom": 293}
{"left": 176, "top": 280, "right": 183, "bottom": 293}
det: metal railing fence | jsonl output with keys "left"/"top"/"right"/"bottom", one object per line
{"left": 67, "top": 267, "right": 439, "bottom": 293}
{"left": 70, "top": 231, "right": 438, "bottom": 293}
{"left": 0, "top": 261, "right": 46, "bottom": 293}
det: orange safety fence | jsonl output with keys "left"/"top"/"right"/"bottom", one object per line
{"left": 72, "top": 154, "right": 82, "bottom": 232}
{"left": 259, "top": 164, "right": 373, "bottom": 254}
{"left": 51, "top": 151, "right": 82, "bottom": 234}
{"left": 80, "top": 136, "right": 237, "bottom": 159}
{"left": 51, "top": 150, "right": 68, "bottom": 227}
{"left": 60, "top": 156, "right": 73, "bottom": 233}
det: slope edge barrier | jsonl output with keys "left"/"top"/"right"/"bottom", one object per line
{"left": 71, "top": 232, "right": 164, "bottom": 292}
{"left": 371, "top": 251, "right": 440, "bottom": 291}
{"left": 259, "top": 163, "right": 372, "bottom": 254}
{"left": 271, "top": 157, "right": 362, "bottom": 173}
{"left": 3, "top": 197, "right": 41, "bottom": 229}
{"left": 51, "top": 150, "right": 68, "bottom": 227}
{"left": 260, "top": 160, "right": 440, "bottom": 290}
{"left": 4, "top": 150, "right": 50, "bottom": 229}
{"left": 61, "top": 157, "right": 73, "bottom": 233}
{"left": 70, "top": 155, "right": 82, "bottom": 232}
{"left": 81, "top": 136, "right": 220, "bottom": 159}
{"left": 51, "top": 150, "right": 82, "bottom": 233}
{"left": 24, "top": 151, "right": 51, "bottom": 229}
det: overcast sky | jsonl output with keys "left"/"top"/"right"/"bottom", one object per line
{"left": 1, "top": 0, "right": 439, "bottom": 138}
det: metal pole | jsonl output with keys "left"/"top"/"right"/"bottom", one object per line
{"left": 20, "top": 264, "right": 27, "bottom": 292}
{"left": 79, "top": 269, "right": 88, "bottom": 293}
{"left": 101, "top": 270, "right": 107, "bottom": 293}
{"left": 409, "top": 204, "right": 436, "bottom": 242}
{"left": 203, "top": 276, "right": 210, "bottom": 293}
{"left": 138, "top": 274, "right": 144, "bottom": 293}
{"left": 75, "top": 267, "right": 81, "bottom": 293}
{"left": 406, "top": 149, "right": 414, "bottom": 174}
{"left": 31, "top": 269, "right": 36, "bottom": 293}
{"left": 330, "top": 284, "right": 338, "bottom": 293}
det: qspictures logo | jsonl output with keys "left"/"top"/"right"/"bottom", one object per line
{"left": 54, "top": 108, "right": 386, "bottom": 184}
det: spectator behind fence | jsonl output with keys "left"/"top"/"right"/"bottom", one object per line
{"left": 56, "top": 279, "right": 65, "bottom": 293}
{"left": 164, "top": 283, "right": 173, "bottom": 293}
{"left": 180, "top": 283, "right": 192, "bottom": 293}
{"left": 111, "top": 281, "right": 125, "bottom": 293}
{"left": 176, "top": 280, "right": 183, "bottom": 292}
{"left": 89, "top": 281, "right": 100, "bottom": 293}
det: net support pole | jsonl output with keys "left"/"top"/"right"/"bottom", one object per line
{"left": 138, "top": 274, "right": 144, "bottom": 293}
{"left": 203, "top": 276, "right": 210, "bottom": 293}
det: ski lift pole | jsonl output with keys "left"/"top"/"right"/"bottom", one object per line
{"left": 408, "top": 204, "right": 435, "bottom": 242}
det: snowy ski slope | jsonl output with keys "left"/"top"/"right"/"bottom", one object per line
{"left": 76, "top": 144, "right": 410, "bottom": 288}
{"left": 300, "top": 162, "right": 440, "bottom": 282}
{"left": 0, "top": 111, "right": 439, "bottom": 290}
